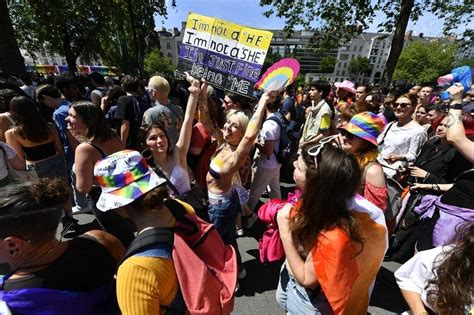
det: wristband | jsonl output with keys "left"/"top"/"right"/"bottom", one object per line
{"left": 452, "top": 103, "right": 463, "bottom": 110}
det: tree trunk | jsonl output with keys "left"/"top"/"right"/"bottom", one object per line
{"left": 62, "top": 27, "right": 78, "bottom": 75}
{"left": 0, "top": 0, "right": 25, "bottom": 76}
{"left": 382, "top": 0, "right": 414, "bottom": 87}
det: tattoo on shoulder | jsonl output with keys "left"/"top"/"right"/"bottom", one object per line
{"left": 446, "top": 112, "right": 462, "bottom": 128}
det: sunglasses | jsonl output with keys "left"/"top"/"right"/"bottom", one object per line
{"left": 220, "top": 98, "right": 233, "bottom": 105}
{"left": 340, "top": 129, "right": 354, "bottom": 140}
{"left": 307, "top": 135, "right": 342, "bottom": 161}
{"left": 394, "top": 102, "right": 411, "bottom": 109}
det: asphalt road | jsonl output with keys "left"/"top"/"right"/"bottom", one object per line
{"left": 66, "top": 180, "right": 409, "bottom": 314}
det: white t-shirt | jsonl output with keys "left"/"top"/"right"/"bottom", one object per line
{"left": 258, "top": 112, "right": 282, "bottom": 169}
{"left": 377, "top": 121, "right": 427, "bottom": 177}
{"left": 394, "top": 246, "right": 452, "bottom": 313}
{"left": 0, "top": 142, "right": 17, "bottom": 180}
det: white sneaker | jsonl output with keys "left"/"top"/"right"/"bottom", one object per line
{"left": 238, "top": 268, "right": 247, "bottom": 280}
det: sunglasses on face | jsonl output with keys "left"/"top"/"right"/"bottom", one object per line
{"left": 394, "top": 102, "right": 411, "bottom": 109}
{"left": 307, "top": 134, "right": 342, "bottom": 161}
{"left": 220, "top": 98, "right": 233, "bottom": 105}
{"left": 340, "top": 129, "right": 354, "bottom": 140}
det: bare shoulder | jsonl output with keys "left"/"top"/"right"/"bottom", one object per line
{"left": 365, "top": 162, "right": 386, "bottom": 186}
{"left": 84, "top": 230, "right": 126, "bottom": 262}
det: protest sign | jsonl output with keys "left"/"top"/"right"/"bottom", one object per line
{"left": 177, "top": 13, "right": 273, "bottom": 97}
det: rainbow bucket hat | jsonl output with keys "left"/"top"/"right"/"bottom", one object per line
{"left": 340, "top": 111, "right": 387, "bottom": 146}
{"left": 93, "top": 150, "right": 166, "bottom": 211}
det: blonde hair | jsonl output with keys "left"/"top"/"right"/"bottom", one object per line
{"left": 148, "top": 76, "right": 170, "bottom": 96}
{"left": 226, "top": 109, "right": 252, "bottom": 132}
{"left": 355, "top": 149, "right": 379, "bottom": 171}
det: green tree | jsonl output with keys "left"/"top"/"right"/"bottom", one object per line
{"left": 319, "top": 56, "right": 337, "bottom": 73}
{"left": 260, "top": 0, "right": 473, "bottom": 86}
{"left": 393, "top": 40, "right": 457, "bottom": 84}
{"left": 8, "top": 0, "right": 173, "bottom": 75}
{"left": 144, "top": 49, "right": 175, "bottom": 77}
{"left": 348, "top": 56, "right": 373, "bottom": 80}
{"left": 0, "top": 0, "right": 25, "bottom": 76}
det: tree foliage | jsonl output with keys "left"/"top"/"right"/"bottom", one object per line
{"left": 0, "top": 0, "right": 24, "bottom": 76}
{"left": 393, "top": 40, "right": 457, "bottom": 84}
{"left": 259, "top": 0, "right": 473, "bottom": 86}
{"left": 348, "top": 56, "right": 373, "bottom": 79}
{"left": 319, "top": 56, "right": 337, "bottom": 73}
{"left": 8, "top": 0, "right": 175, "bottom": 75}
{"left": 144, "top": 48, "right": 175, "bottom": 77}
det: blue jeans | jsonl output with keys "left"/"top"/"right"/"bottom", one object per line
{"left": 27, "top": 155, "right": 67, "bottom": 179}
{"left": 208, "top": 190, "right": 242, "bottom": 269}
{"left": 276, "top": 264, "right": 333, "bottom": 314}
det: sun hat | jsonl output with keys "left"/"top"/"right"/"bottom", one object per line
{"left": 334, "top": 80, "right": 356, "bottom": 95}
{"left": 339, "top": 111, "right": 387, "bottom": 146}
{"left": 93, "top": 150, "right": 166, "bottom": 211}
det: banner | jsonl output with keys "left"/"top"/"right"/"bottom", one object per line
{"left": 177, "top": 13, "right": 273, "bottom": 97}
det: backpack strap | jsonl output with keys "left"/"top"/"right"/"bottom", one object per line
{"left": 151, "top": 165, "right": 181, "bottom": 197}
{"left": 378, "top": 121, "right": 395, "bottom": 147}
{"left": 120, "top": 227, "right": 174, "bottom": 265}
{"left": 164, "top": 199, "right": 199, "bottom": 235}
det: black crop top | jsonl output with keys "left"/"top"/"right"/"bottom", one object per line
{"left": 22, "top": 141, "right": 56, "bottom": 161}
{"left": 3, "top": 236, "right": 116, "bottom": 292}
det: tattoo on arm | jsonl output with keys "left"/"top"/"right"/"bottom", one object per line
{"left": 446, "top": 112, "right": 462, "bottom": 128}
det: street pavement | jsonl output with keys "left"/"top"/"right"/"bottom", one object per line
{"left": 67, "top": 181, "right": 409, "bottom": 314}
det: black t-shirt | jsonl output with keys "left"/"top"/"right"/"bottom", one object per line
{"left": 3, "top": 236, "right": 116, "bottom": 292}
{"left": 115, "top": 95, "right": 140, "bottom": 149}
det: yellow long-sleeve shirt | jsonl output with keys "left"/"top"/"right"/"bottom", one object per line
{"left": 117, "top": 255, "right": 177, "bottom": 315}
{"left": 117, "top": 200, "right": 194, "bottom": 315}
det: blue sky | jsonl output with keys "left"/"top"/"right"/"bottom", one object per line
{"left": 155, "top": 0, "right": 472, "bottom": 37}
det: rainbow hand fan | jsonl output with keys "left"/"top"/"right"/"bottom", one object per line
{"left": 255, "top": 58, "right": 300, "bottom": 92}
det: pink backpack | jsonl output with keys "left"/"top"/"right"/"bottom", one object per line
{"left": 167, "top": 199, "right": 238, "bottom": 315}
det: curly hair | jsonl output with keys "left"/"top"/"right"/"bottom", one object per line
{"left": 291, "top": 143, "right": 364, "bottom": 253}
{"left": 426, "top": 223, "right": 474, "bottom": 315}
{"left": 0, "top": 178, "right": 70, "bottom": 243}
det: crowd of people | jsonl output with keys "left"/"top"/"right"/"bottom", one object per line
{"left": 0, "top": 68, "right": 473, "bottom": 314}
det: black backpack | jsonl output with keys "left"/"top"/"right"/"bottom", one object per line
{"left": 265, "top": 115, "right": 300, "bottom": 165}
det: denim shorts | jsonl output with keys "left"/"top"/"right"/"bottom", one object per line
{"left": 276, "top": 263, "right": 333, "bottom": 314}
{"left": 27, "top": 154, "right": 68, "bottom": 179}
{"left": 207, "top": 189, "right": 242, "bottom": 267}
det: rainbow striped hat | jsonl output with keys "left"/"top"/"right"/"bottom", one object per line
{"left": 93, "top": 150, "right": 166, "bottom": 211}
{"left": 340, "top": 111, "right": 386, "bottom": 146}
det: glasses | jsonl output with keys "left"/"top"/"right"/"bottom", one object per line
{"left": 394, "top": 102, "right": 411, "bottom": 109}
{"left": 307, "top": 134, "right": 341, "bottom": 162}
{"left": 220, "top": 98, "right": 233, "bottom": 106}
{"left": 340, "top": 129, "right": 354, "bottom": 140}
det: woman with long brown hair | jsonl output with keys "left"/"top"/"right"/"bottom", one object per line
{"left": 5, "top": 96, "right": 67, "bottom": 179}
{"left": 276, "top": 139, "right": 387, "bottom": 314}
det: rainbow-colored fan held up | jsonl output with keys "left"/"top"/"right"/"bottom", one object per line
{"left": 255, "top": 58, "right": 300, "bottom": 92}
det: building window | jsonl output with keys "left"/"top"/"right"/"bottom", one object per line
{"left": 340, "top": 54, "right": 349, "bottom": 60}
{"left": 167, "top": 53, "right": 172, "bottom": 59}
{"left": 166, "top": 42, "right": 171, "bottom": 49}
{"left": 336, "top": 70, "right": 340, "bottom": 75}
{"left": 341, "top": 71, "right": 345, "bottom": 76}
{"left": 359, "top": 46, "right": 363, "bottom": 52}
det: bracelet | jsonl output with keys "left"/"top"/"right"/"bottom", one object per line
{"left": 453, "top": 103, "right": 463, "bottom": 110}
{"left": 425, "top": 172, "right": 430, "bottom": 178}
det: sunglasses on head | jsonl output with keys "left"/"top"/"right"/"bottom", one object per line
{"left": 394, "top": 102, "right": 411, "bottom": 109}
{"left": 307, "top": 135, "right": 342, "bottom": 161}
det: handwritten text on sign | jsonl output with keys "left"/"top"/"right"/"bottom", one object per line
{"left": 177, "top": 13, "right": 272, "bottom": 97}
